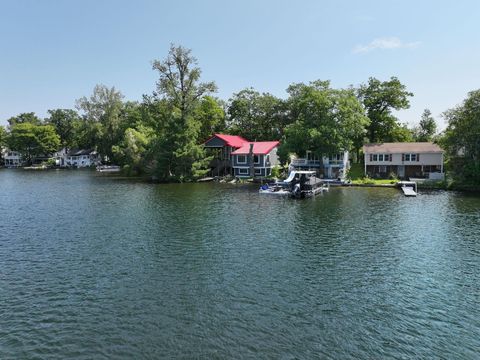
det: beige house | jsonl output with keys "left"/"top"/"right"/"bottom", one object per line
{"left": 363, "top": 142, "right": 444, "bottom": 180}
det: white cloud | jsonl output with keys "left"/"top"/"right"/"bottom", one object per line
{"left": 353, "top": 37, "right": 421, "bottom": 54}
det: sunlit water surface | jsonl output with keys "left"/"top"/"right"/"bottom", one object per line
{"left": 1, "top": 170, "right": 479, "bottom": 359}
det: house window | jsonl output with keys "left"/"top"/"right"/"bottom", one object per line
{"left": 378, "top": 154, "right": 384, "bottom": 161}
{"left": 254, "top": 155, "right": 260, "bottom": 164}
{"left": 373, "top": 154, "right": 378, "bottom": 161}
{"left": 404, "top": 153, "right": 416, "bottom": 162}
{"left": 328, "top": 154, "right": 343, "bottom": 161}
{"left": 237, "top": 155, "right": 247, "bottom": 164}
{"left": 266, "top": 155, "right": 270, "bottom": 164}
{"left": 254, "top": 168, "right": 262, "bottom": 175}
{"left": 238, "top": 168, "right": 249, "bottom": 175}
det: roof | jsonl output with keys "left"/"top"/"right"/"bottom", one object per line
{"left": 363, "top": 142, "right": 443, "bottom": 154}
{"left": 204, "top": 134, "right": 248, "bottom": 148}
{"left": 67, "top": 149, "right": 96, "bottom": 156}
{"left": 231, "top": 141, "right": 280, "bottom": 155}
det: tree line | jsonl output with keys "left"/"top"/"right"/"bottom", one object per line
{"left": 0, "top": 44, "right": 478, "bottom": 184}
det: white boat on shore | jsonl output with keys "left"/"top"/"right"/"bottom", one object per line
{"left": 96, "top": 165, "right": 121, "bottom": 173}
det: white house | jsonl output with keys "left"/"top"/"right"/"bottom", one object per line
{"left": 64, "top": 149, "right": 101, "bottom": 168}
{"left": 363, "top": 142, "right": 444, "bottom": 180}
{"left": 2, "top": 150, "right": 23, "bottom": 168}
{"left": 290, "top": 150, "right": 350, "bottom": 180}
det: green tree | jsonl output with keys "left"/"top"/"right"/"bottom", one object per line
{"left": 442, "top": 89, "right": 480, "bottom": 183}
{"left": 195, "top": 96, "right": 226, "bottom": 142}
{"left": 413, "top": 109, "right": 437, "bottom": 142}
{"left": 149, "top": 44, "right": 217, "bottom": 180}
{"left": 76, "top": 84, "right": 125, "bottom": 159}
{"left": 112, "top": 125, "right": 153, "bottom": 175}
{"left": 280, "top": 80, "right": 370, "bottom": 163}
{"left": 227, "top": 88, "right": 287, "bottom": 141}
{"left": 7, "top": 123, "right": 60, "bottom": 165}
{"left": 389, "top": 122, "right": 414, "bottom": 142}
{"left": 152, "top": 44, "right": 217, "bottom": 118}
{"left": 0, "top": 125, "right": 6, "bottom": 146}
{"left": 0, "top": 126, "right": 6, "bottom": 163}
{"left": 45, "top": 109, "right": 81, "bottom": 150}
{"left": 7, "top": 112, "right": 42, "bottom": 126}
{"left": 358, "top": 77, "right": 413, "bottom": 142}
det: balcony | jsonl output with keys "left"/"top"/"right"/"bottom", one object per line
{"left": 291, "top": 158, "right": 322, "bottom": 167}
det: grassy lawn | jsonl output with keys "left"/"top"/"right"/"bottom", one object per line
{"left": 350, "top": 178, "right": 397, "bottom": 185}
{"left": 347, "top": 163, "right": 365, "bottom": 180}
{"left": 347, "top": 163, "right": 398, "bottom": 185}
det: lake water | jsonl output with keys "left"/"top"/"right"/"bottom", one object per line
{"left": 1, "top": 170, "right": 479, "bottom": 359}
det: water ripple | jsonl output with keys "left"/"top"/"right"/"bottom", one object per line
{"left": 0, "top": 171, "right": 479, "bottom": 359}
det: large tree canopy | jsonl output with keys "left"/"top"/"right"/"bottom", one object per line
{"left": 7, "top": 112, "right": 42, "bottom": 127}
{"left": 441, "top": 89, "right": 480, "bottom": 183}
{"left": 76, "top": 84, "right": 125, "bottom": 159}
{"left": 0, "top": 126, "right": 6, "bottom": 161}
{"left": 148, "top": 44, "right": 217, "bottom": 180}
{"left": 279, "top": 80, "right": 369, "bottom": 161}
{"left": 152, "top": 44, "right": 217, "bottom": 118}
{"left": 227, "top": 88, "right": 286, "bottom": 141}
{"left": 45, "top": 108, "right": 81, "bottom": 149}
{"left": 358, "top": 77, "right": 413, "bottom": 143}
{"left": 7, "top": 123, "right": 60, "bottom": 165}
{"left": 194, "top": 96, "right": 226, "bottom": 142}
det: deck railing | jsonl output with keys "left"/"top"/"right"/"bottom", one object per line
{"left": 291, "top": 159, "right": 321, "bottom": 166}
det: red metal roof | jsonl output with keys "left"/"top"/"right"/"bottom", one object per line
{"left": 204, "top": 134, "right": 249, "bottom": 148}
{"left": 231, "top": 141, "right": 280, "bottom": 155}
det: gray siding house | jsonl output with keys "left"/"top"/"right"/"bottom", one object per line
{"left": 231, "top": 141, "right": 280, "bottom": 178}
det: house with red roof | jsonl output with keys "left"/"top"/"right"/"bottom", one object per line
{"left": 203, "top": 134, "right": 280, "bottom": 177}
{"left": 204, "top": 134, "right": 249, "bottom": 176}
{"left": 231, "top": 141, "right": 280, "bottom": 178}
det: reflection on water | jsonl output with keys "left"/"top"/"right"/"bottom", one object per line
{"left": 0, "top": 170, "right": 479, "bottom": 359}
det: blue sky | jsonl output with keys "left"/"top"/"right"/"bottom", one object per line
{"left": 1, "top": 0, "right": 479, "bottom": 130}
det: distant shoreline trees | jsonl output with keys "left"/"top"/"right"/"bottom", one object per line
{"left": 1, "top": 44, "right": 476, "bottom": 183}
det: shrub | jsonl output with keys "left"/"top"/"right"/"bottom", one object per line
{"left": 270, "top": 166, "right": 282, "bottom": 179}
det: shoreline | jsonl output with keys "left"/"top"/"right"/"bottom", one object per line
{"left": 1, "top": 167, "right": 479, "bottom": 193}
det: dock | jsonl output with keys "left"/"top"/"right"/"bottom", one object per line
{"left": 398, "top": 181, "right": 417, "bottom": 197}
{"left": 401, "top": 186, "right": 417, "bottom": 196}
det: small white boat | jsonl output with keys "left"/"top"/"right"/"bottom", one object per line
{"left": 96, "top": 165, "right": 121, "bottom": 173}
